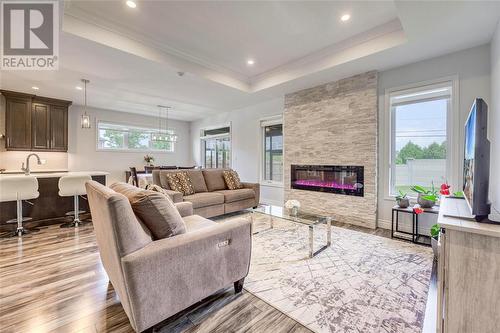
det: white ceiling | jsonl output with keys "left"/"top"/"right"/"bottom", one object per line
{"left": 1, "top": 1, "right": 499, "bottom": 121}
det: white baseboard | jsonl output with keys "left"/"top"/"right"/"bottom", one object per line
{"left": 377, "top": 218, "right": 392, "bottom": 230}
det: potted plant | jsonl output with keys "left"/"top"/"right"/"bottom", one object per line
{"left": 395, "top": 190, "right": 410, "bottom": 208}
{"left": 144, "top": 154, "right": 154, "bottom": 166}
{"left": 411, "top": 184, "right": 438, "bottom": 208}
{"left": 285, "top": 199, "right": 301, "bottom": 216}
{"left": 430, "top": 224, "right": 440, "bottom": 258}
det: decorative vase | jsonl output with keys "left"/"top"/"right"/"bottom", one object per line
{"left": 417, "top": 193, "right": 435, "bottom": 208}
{"left": 396, "top": 198, "right": 410, "bottom": 208}
{"left": 431, "top": 237, "right": 439, "bottom": 259}
{"left": 291, "top": 206, "right": 299, "bottom": 216}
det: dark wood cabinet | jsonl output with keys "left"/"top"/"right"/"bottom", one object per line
{"left": 5, "top": 94, "right": 32, "bottom": 150}
{"left": 1, "top": 90, "right": 71, "bottom": 152}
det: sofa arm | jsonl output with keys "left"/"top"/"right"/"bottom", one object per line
{"left": 163, "top": 189, "right": 183, "bottom": 203}
{"left": 174, "top": 202, "right": 193, "bottom": 217}
{"left": 241, "top": 182, "right": 260, "bottom": 206}
{"left": 120, "top": 218, "right": 252, "bottom": 332}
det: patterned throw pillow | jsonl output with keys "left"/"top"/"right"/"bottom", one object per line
{"left": 176, "top": 172, "right": 195, "bottom": 195}
{"left": 223, "top": 170, "right": 244, "bottom": 190}
{"left": 144, "top": 184, "right": 173, "bottom": 202}
{"left": 165, "top": 173, "right": 184, "bottom": 193}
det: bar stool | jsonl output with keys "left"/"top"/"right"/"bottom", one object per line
{"left": 58, "top": 174, "right": 92, "bottom": 228}
{"left": 0, "top": 176, "right": 40, "bottom": 237}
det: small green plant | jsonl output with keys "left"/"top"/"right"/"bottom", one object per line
{"left": 411, "top": 183, "right": 438, "bottom": 202}
{"left": 430, "top": 224, "right": 440, "bottom": 240}
{"left": 453, "top": 191, "right": 464, "bottom": 198}
{"left": 395, "top": 190, "right": 407, "bottom": 200}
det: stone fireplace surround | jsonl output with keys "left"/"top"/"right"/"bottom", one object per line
{"left": 284, "top": 71, "right": 378, "bottom": 229}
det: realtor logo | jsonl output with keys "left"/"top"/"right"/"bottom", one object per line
{"left": 1, "top": 1, "right": 59, "bottom": 70}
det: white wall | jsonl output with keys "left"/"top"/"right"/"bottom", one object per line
{"left": 69, "top": 105, "right": 192, "bottom": 184}
{"left": 490, "top": 21, "right": 500, "bottom": 214}
{"left": 378, "top": 45, "right": 491, "bottom": 231}
{"left": 190, "top": 98, "right": 284, "bottom": 205}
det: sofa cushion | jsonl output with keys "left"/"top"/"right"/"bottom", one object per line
{"left": 184, "top": 170, "right": 208, "bottom": 193}
{"left": 202, "top": 169, "right": 227, "bottom": 191}
{"left": 177, "top": 172, "right": 195, "bottom": 195}
{"left": 223, "top": 170, "right": 244, "bottom": 190}
{"left": 145, "top": 184, "right": 174, "bottom": 201}
{"left": 182, "top": 215, "right": 217, "bottom": 233}
{"left": 214, "top": 188, "right": 255, "bottom": 203}
{"left": 183, "top": 192, "right": 224, "bottom": 209}
{"left": 110, "top": 183, "right": 186, "bottom": 240}
{"left": 164, "top": 173, "right": 184, "bottom": 193}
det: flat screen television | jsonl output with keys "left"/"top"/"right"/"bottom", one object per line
{"left": 463, "top": 98, "right": 491, "bottom": 221}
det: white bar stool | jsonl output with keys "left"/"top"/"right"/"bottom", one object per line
{"left": 0, "top": 176, "right": 40, "bottom": 237}
{"left": 58, "top": 175, "right": 92, "bottom": 228}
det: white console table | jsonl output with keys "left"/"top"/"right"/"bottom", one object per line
{"left": 436, "top": 197, "right": 500, "bottom": 332}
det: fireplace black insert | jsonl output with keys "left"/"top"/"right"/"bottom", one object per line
{"left": 291, "top": 165, "right": 364, "bottom": 197}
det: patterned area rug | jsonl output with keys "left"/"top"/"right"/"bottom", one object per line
{"left": 221, "top": 214, "right": 433, "bottom": 333}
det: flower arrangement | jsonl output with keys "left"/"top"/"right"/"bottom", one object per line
{"left": 285, "top": 199, "right": 300, "bottom": 216}
{"left": 144, "top": 154, "right": 154, "bottom": 166}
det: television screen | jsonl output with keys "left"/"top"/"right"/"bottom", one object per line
{"left": 463, "top": 105, "right": 476, "bottom": 208}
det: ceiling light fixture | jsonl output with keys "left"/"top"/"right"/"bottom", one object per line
{"left": 32, "top": 86, "right": 39, "bottom": 90}
{"left": 75, "top": 86, "right": 82, "bottom": 90}
{"left": 247, "top": 59, "right": 255, "bottom": 66}
{"left": 126, "top": 0, "right": 137, "bottom": 8}
{"left": 80, "top": 79, "right": 91, "bottom": 129}
{"left": 341, "top": 14, "right": 351, "bottom": 22}
{"left": 152, "top": 105, "right": 178, "bottom": 143}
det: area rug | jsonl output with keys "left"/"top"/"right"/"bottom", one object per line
{"left": 220, "top": 213, "right": 433, "bottom": 333}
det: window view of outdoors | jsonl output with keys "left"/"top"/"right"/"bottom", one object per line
{"left": 204, "top": 137, "right": 230, "bottom": 168}
{"left": 97, "top": 122, "right": 174, "bottom": 152}
{"left": 263, "top": 124, "right": 283, "bottom": 182}
{"left": 392, "top": 95, "right": 448, "bottom": 195}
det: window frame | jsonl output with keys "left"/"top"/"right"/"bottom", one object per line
{"left": 260, "top": 116, "right": 283, "bottom": 187}
{"left": 384, "top": 76, "right": 459, "bottom": 200}
{"left": 200, "top": 123, "right": 232, "bottom": 169}
{"left": 95, "top": 120, "right": 176, "bottom": 153}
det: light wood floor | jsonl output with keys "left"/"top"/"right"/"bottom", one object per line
{"left": 0, "top": 218, "right": 434, "bottom": 333}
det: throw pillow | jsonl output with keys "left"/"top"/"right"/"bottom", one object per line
{"left": 223, "top": 170, "right": 244, "bottom": 190}
{"left": 177, "top": 172, "right": 195, "bottom": 195}
{"left": 165, "top": 173, "right": 184, "bottom": 193}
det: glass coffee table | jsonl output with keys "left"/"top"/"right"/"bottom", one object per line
{"left": 247, "top": 205, "right": 333, "bottom": 258}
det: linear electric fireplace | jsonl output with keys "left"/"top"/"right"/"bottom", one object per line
{"left": 291, "top": 165, "right": 364, "bottom": 197}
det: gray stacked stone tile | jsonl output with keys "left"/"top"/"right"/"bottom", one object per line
{"left": 284, "top": 71, "right": 378, "bottom": 229}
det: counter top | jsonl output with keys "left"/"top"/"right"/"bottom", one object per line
{"left": 0, "top": 171, "right": 109, "bottom": 179}
{"left": 438, "top": 197, "right": 500, "bottom": 238}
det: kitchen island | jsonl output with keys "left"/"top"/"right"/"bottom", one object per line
{"left": 0, "top": 171, "right": 108, "bottom": 231}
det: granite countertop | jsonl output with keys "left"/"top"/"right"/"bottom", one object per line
{"left": 0, "top": 171, "right": 110, "bottom": 178}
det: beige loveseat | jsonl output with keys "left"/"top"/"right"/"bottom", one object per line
{"left": 85, "top": 181, "right": 252, "bottom": 332}
{"left": 152, "top": 169, "right": 260, "bottom": 218}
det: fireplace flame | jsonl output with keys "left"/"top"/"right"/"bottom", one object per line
{"left": 294, "top": 179, "right": 357, "bottom": 190}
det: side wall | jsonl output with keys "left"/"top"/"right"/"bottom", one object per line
{"left": 284, "top": 71, "right": 378, "bottom": 229}
{"left": 190, "top": 98, "right": 284, "bottom": 205}
{"left": 490, "top": 21, "right": 500, "bottom": 214}
{"left": 378, "top": 44, "right": 491, "bottom": 231}
{"left": 68, "top": 105, "right": 192, "bottom": 184}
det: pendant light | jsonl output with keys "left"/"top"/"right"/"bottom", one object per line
{"left": 80, "top": 79, "right": 91, "bottom": 129}
{"left": 152, "top": 105, "right": 178, "bottom": 142}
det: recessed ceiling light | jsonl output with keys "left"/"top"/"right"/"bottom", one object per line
{"left": 126, "top": 0, "right": 137, "bottom": 8}
{"left": 341, "top": 14, "right": 351, "bottom": 22}
{"left": 76, "top": 86, "right": 83, "bottom": 90}
{"left": 247, "top": 59, "right": 255, "bottom": 66}
{"left": 32, "top": 86, "right": 39, "bottom": 90}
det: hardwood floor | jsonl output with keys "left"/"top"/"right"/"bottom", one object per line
{"left": 0, "top": 216, "right": 435, "bottom": 333}
{"left": 0, "top": 224, "right": 311, "bottom": 333}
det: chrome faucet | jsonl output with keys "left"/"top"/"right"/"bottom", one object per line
{"left": 21, "top": 153, "right": 44, "bottom": 175}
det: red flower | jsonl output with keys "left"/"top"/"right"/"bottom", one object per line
{"left": 440, "top": 188, "right": 450, "bottom": 195}
{"left": 413, "top": 207, "right": 424, "bottom": 214}
{"left": 440, "top": 183, "right": 450, "bottom": 190}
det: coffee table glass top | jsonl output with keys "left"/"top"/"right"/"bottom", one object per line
{"left": 250, "top": 205, "right": 332, "bottom": 226}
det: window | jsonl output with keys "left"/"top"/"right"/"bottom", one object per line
{"left": 261, "top": 119, "right": 283, "bottom": 184}
{"left": 201, "top": 126, "right": 230, "bottom": 168}
{"left": 389, "top": 82, "right": 452, "bottom": 196}
{"left": 97, "top": 121, "right": 175, "bottom": 152}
